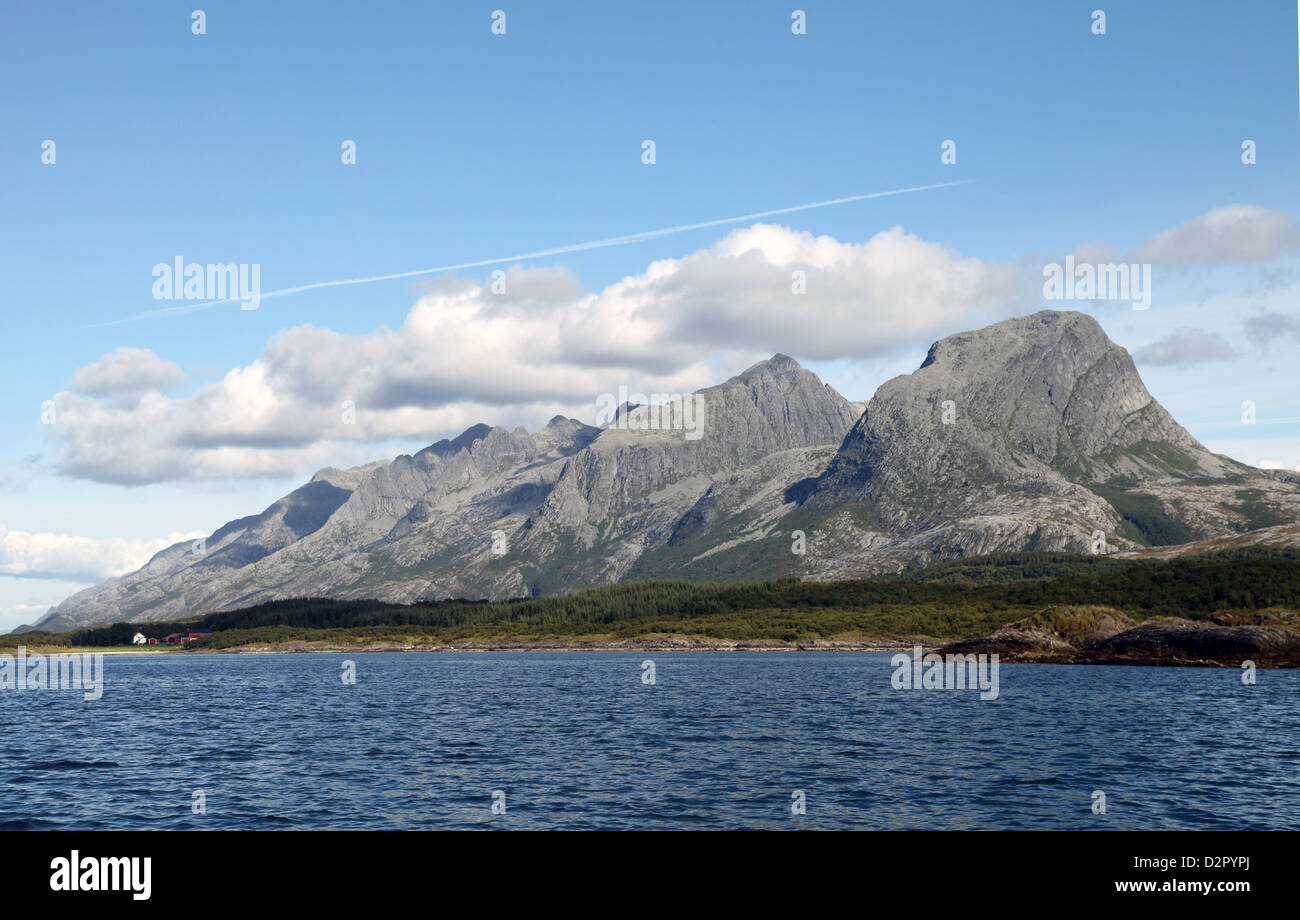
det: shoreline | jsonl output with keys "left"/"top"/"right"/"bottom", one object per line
{"left": 27, "top": 639, "right": 1294, "bottom": 667}
{"left": 16, "top": 639, "right": 926, "bottom": 656}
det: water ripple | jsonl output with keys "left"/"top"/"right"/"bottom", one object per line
{"left": 0, "top": 652, "right": 1296, "bottom": 829}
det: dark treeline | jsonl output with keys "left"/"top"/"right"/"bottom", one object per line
{"left": 7, "top": 548, "right": 1299, "bottom": 648}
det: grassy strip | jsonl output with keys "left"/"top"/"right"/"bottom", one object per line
{"left": 185, "top": 603, "right": 1041, "bottom": 650}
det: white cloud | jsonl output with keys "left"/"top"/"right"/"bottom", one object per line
{"left": 0, "top": 525, "right": 204, "bottom": 582}
{"left": 1129, "top": 204, "right": 1297, "bottom": 267}
{"left": 69, "top": 346, "right": 186, "bottom": 401}
{"left": 598, "top": 223, "right": 1017, "bottom": 362}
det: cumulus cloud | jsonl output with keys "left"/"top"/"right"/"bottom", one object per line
{"left": 1132, "top": 328, "right": 1238, "bottom": 367}
{"left": 1128, "top": 204, "right": 1298, "bottom": 267}
{"left": 46, "top": 223, "right": 1016, "bottom": 484}
{"left": 586, "top": 223, "right": 1017, "bottom": 363}
{"left": 69, "top": 346, "right": 186, "bottom": 402}
{"left": 0, "top": 525, "right": 204, "bottom": 582}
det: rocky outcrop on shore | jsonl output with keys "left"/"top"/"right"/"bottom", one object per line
{"left": 940, "top": 607, "right": 1300, "bottom": 667}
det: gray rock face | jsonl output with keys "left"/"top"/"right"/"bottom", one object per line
{"left": 788, "top": 310, "right": 1299, "bottom": 577}
{"left": 1092, "top": 619, "right": 1300, "bottom": 659}
{"left": 34, "top": 310, "right": 1300, "bottom": 631}
{"left": 821, "top": 312, "right": 1211, "bottom": 505}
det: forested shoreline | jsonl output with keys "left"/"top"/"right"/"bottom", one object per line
{"left": 7, "top": 548, "right": 1299, "bottom": 651}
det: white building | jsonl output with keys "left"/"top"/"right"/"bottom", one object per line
{"left": 131, "top": 632, "right": 147, "bottom": 645}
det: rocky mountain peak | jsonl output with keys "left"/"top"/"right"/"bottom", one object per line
{"left": 733, "top": 352, "right": 814, "bottom": 386}
{"left": 822, "top": 310, "right": 1210, "bottom": 496}
{"left": 531, "top": 416, "right": 600, "bottom": 456}
{"left": 695, "top": 353, "right": 863, "bottom": 452}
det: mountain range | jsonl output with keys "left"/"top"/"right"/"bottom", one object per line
{"left": 30, "top": 309, "right": 1300, "bottom": 632}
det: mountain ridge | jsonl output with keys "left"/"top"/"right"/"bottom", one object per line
{"left": 33, "top": 309, "right": 1300, "bottom": 631}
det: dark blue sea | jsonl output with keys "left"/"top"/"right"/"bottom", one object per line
{"left": 2, "top": 651, "right": 1297, "bottom": 829}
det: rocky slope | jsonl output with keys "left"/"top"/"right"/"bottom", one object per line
{"left": 33, "top": 310, "right": 1300, "bottom": 631}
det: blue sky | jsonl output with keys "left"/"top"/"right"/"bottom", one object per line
{"left": 3, "top": 0, "right": 1299, "bottom": 629}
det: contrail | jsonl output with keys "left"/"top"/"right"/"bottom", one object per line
{"left": 98, "top": 179, "right": 970, "bottom": 325}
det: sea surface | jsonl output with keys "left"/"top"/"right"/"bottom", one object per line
{"left": 2, "top": 651, "right": 1297, "bottom": 830}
